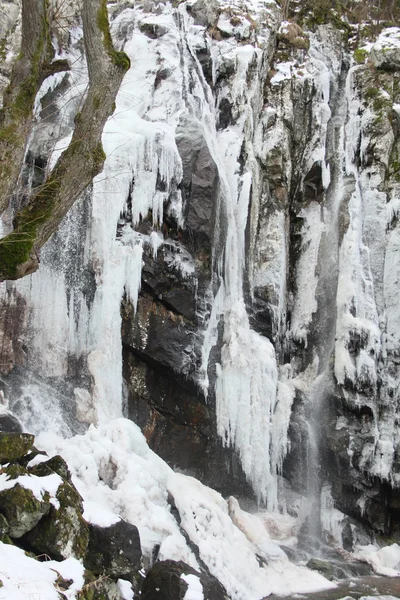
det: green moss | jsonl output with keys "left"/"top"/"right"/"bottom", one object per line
{"left": 93, "top": 142, "right": 106, "bottom": 166}
{"left": 26, "top": 481, "right": 89, "bottom": 560}
{"left": 389, "top": 145, "right": 400, "bottom": 182}
{"left": 0, "top": 483, "right": 51, "bottom": 538}
{"left": 74, "top": 111, "right": 82, "bottom": 124}
{"left": 354, "top": 48, "right": 368, "bottom": 64}
{"left": 97, "top": 0, "right": 130, "bottom": 71}
{"left": 93, "top": 94, "right": 101, "bottom": 110}
{"left": 0, "top": 433, "right": 35, "bottom": 464}
{"left": 0, "top": 534, "right": 13, "bottom": 545}
{"left": 5, "top": 464, "right": 27, "bottom": 480}
{"left": 77, "top": 571, "right": 109, "bottom": 600}
{"left": 0, "top": 170, "right": 62, "bottom": 279}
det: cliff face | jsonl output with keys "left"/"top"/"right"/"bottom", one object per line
{"left": 1, "top": 0, "right": 400, "bottom": 562}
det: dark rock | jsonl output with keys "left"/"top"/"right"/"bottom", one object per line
{"left": 0, "top": 432, "right": 35, "bottom": 464}
{"left": 85, "top": 520, "right": 142, "bottom": 580}
{"left": 141, "top": 560, "right": 227, "bottom": 600}
{"left": 24, "top": 480, "right": 89, "bottom": 560}
{"left": 123, "top": 350, "right": 254, "bottom": 498}
{"left": 139, "top": 22, "right": 168, "bottom": 38}
{"left": 176, "top": 114, "right": 219, "bottom": 241}
{"left": 0, "top": 412, "right": 22, "bottom": 433}
{"left": 29, "top": 455, "right": 72, "bottom": 482}
{"left": 306, "top": 558, "right": 346, "bottom": 581}
{"left": 217, "top": 98, "right": 233, "bottom": 129}
{"left": 0, "top": 483, "right": 50, "bottom": 538}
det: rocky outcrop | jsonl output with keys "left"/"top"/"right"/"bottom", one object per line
{"left": 141, "top": 560, "right": 228, "bottom": 600}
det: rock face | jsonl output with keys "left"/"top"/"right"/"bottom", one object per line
{"left": 1, "top": 0, "right": 400, "bottom": 560}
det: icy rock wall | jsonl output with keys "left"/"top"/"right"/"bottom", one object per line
{"left": 0, "top": 0, "right": 289, "bottom": 504}
{"left": 263, "top": 23, "right": 400, "bottom": 534}
{"left": 1, "top": 0, "right": 400, "bottom": 535}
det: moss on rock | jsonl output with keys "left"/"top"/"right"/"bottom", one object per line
{"left": 0, "top": 433, "right": 35, "bottom": 464}
{"left": 24, "top": 480, "right": 89, "bottom": 560}
{"left": 29, "top": 455, "right": 72, "bottom": 481}
{"left": 0, "top": 483, "right": 51, "bottom": 538}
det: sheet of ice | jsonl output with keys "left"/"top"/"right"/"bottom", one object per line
{"left": 320, "top": 484, "right": 346, "bottom": 546}
{"left": 290, "top": 202, "right": 325, "bottom": 345}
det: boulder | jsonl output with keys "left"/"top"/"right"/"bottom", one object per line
{"left": 370, "top": 30, "right": 400, "bottom": 71}
{"left": 29, "top": 455, "right": 72, "bottom": 482}
{"left": 0, "top": 432, "right": 34, "bottom": 464}
{"left": 0, "top": 483, "right": 50, "bottom": 538}
{"left": 24, "top": 480, "right": 89, "bottom": 560}
{"left": 0, "top": 412, "right": 22, "bottom": 433}
{"left": 85, "top": 520, "right": 142, "bottom": 580}
{"left": 306, "top": 558, "right": 346, "bottom": 581}
{"left": 141, "top": 560, "right": 227, "bottom": 600}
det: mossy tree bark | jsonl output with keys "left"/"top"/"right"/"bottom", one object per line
{"left": 0, "top": 0, "right": 130, "bottom": 281}
{"left": 0, "top": 0, "right": 69, "bottom": 216}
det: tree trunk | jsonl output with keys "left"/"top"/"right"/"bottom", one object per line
{"left": 0, "top": 0, "right": 68, "bottom": 215}
{"left": 0, "top": 0, "right": 130, "bottom": 281}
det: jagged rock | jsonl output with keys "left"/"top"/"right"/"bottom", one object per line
{"left": 370, "top": 31, "right": 400, "bottom": 71}
{"left": 85, "top": 520, "right": 142, "bottom": 580}
{"left": 0, "top": 483, "right": 50, "bottom": 538}
{"left": 29, "top": 455, "right": 72, "bottom": 482}
{"left": 141, "top": 560, "right": 228, "bottom": 600}
{"left": 24, "top": 480, "right": 89, "bottom": 560}
{"left": 0, "top": 432, "right": 34, "bottom": 464}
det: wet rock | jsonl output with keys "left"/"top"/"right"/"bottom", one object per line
{"left": 176, "top": 114, "right": 219, "bottom": 242}
{"left": 0, "top": 432, "right": 34, "bottom": 464}
{"left": 141, "top": 560, "right": 227, "bottom": 600}
{"left": 0, "top": 483, "right": 51, "bottom": 538}
{"left": 85, "top": 520, "right": 142, "bottom": 580}
{"left": 0, "top": 412, "right": 22, "bottom": 433}
{"left": 123, "top": 349, "right": 254, "bottom": 498}
{"left": 306, "top": 558, "right": 346, "bottom": 581}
